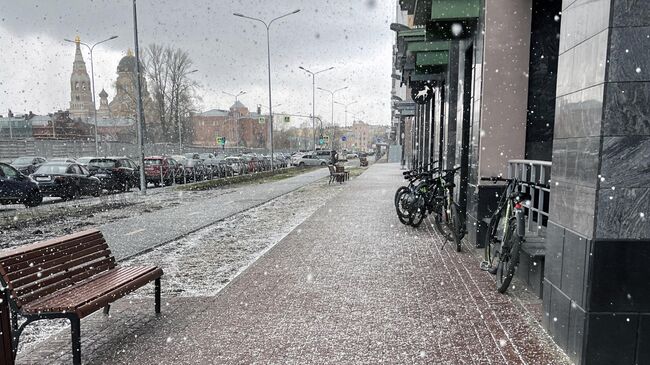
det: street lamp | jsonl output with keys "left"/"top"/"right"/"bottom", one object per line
{"left": 234, "top": 9, "right": 300, "bottom": 170}
{"left": 299, "top": 66, "right": 334, "bottom": 152}
{"left": 317, "top": 86, "right": 347, "bottom": 149}
{"left": 334, "top": 100, "right": 357, "bottom": 128}
{"left": 64, "top": 35, "right": 118, "bottom": 156}
{"left": 223, "top": 90, "right": 246, "bottom": 104}
{"left": 131, "top": 0, "right": 147, "bottom": 194}
{"left": 178, "top": 69, "right": 198, "bottom": 152}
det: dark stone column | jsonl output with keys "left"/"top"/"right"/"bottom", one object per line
{"left": 544, "top": 1, "right": 650, "bottom": 364}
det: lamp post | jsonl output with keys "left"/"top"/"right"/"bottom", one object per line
{"left": 178, "top": 69, "right": 198, "bottom": 153}
{"left": 64, "top": 35, "right": 118, "bottom": 156}
{"left": 299, "top": 66, "right": 334, "bottom": 152}
{"left": 131, "top": 0, "right": 147, "bottom": 194}
{"left": 234, "top": 9, "right": 300, "bottom": 170}
{"left": 334, "top": 100, "right": 357, "bottom": 128}
{"left": 317, "top": 86, "right": 347, "bottom": 149}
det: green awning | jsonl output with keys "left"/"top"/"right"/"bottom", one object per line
{"left": 397, "top": 28, "right": 426, "bottom": 40}
{"left": 431, "top": 0, "right": 480, "bottom": 20}
{"left": 416, "top": 51, "right": 449, "bottom": 67}
{"left": 407, "top": 41, "right": 450, "bottom": 53}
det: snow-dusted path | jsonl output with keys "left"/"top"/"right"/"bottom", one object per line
{"left": 16, "top": 163, "right": 569, "bottom": 364}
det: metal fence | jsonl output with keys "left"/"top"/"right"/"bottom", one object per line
{"left": 0, "top": 139, "right": 268, "bottom": 161}
{"left": 508, "top": 159, "right": 552, "bottom": 237}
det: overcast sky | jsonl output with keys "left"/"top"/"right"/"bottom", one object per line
{"left": 0, "top": 0, "right": 395, "bottom": 128}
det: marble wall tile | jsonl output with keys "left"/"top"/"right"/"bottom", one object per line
{"left": 596, "top": 187, "right": 650, "bottom": 239}
{"left": 603, "top": 82, "right": 650, "bottom": 136}
{"left": 568, "top": 303, "right": 586, "bottom": 364}
{"left": 551, "top": 137, "right": 600, "bottom": 188}
{"left": 561, "top": 229, "right": 589, "bottom": 308}
{"left": 600, "top": 135, "right": 650, "bottom": 188}
{"left": 554, "top": 84, "right": 604, "bottom": 138}
{"left": 559, "top": 0, "right": 611, "bottom": 54}
{"left": 556, "top": 30, "right": 609, "bottom": 97}
{"left": 545, "top": 221, "right": 565, "bottom": 286}
{"left": 612, "top": 0, "right": 650, "bottom": 27}
{"left": 584, "top": 313, "right": 639, "bottom": 365}
{"left": 608, "top": 26, "right": 650, "bottom": 83}
{"left": 549, "top": 182, "right": 596, "bottom": 238}
{"left": 549, "top": 286, "right": 572, "bottom": 350}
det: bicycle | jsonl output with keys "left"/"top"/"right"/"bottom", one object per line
{"left": 433, "top": 166, "right": 464, "bottom": 252}
{"left": 479, "top": 176, "right": 538, "bottom": 293}
{"left": 394, "top": 166, "right": 437, "bottom": 226}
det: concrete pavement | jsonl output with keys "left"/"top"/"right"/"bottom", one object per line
{"left": 17, "top": 163, "right": 569, "bottom": 364}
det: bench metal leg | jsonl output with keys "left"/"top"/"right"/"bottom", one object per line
{"left": 154, "top": 278, "right": 161, "bottom": 314}
{"left": 103, "top": 305, "right": 110, "bottom": 315}
{"left": 70, "top": 316, "right": 81, "bottom": 365}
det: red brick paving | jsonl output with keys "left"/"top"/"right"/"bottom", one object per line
{"left": 17, "top": 163, "right": 569, "bottom": 364}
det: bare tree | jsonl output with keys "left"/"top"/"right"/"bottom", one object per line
{"left": 144, "top": 44, "right": 198, "bottom": 143}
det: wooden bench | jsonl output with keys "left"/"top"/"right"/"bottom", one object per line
{"left": 0, "top": 229, "right": 163, "bottom": 365}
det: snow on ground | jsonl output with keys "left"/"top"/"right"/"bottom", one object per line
{"left": 125, "top": 179, "right": 344, "bottom": 297}
{"left": 15, "top": 177, "right": 345, "bottom": 350}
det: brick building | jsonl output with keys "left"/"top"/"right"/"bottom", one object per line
{"left": 190, "top": 101, "right": 269, "bottom": 148}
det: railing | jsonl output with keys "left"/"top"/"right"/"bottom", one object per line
{"left": 508, "top": 159, "right": 552, "bottom": 237}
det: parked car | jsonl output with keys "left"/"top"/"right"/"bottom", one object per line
{"left": 49, "top": 157, "right": 78, "bottom": 164}
{"left": 346, "top": 153, "right": 359, "bottom": 160}
{"left": 0, "top": 162, "right": 42, "bottom": 207}
{"left": 184, "top": 158, "right": 207, "bottom": 181}
{"left": 76, "top": 156, "right": 95, "bottom": 166}
{"left": 225, "top": 156, "right": 246, "bottom": 175}
{"left": 214, "top": 156, "right": 234, "bottom": 177}
{"left": 314, "top": 149, "right": 332, "bottom": 162}
{"left": 295, "top": 154, "right": 327, "bottom": 167}
{"left": 291, "top": 152, "right": 306, "bottom": 166}
{"left": 87, "top": 157, "right": 140, "bottom": 192}
{"left": 32, "top": 162, "right": 102, "bottom": 199}
{"left": 144, "top": 156, "right": 182, "bottom": 187}
{"left": 11, "top": 156, "right": 47, "bottom": 175}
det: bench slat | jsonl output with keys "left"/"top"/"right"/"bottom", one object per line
{"left": 3, "top": 236, "right": 106, "bottom": 274}
{"left": 23, "top": 266, "right": 161, "bottom": 316}
{"left": 0, "top": 230, "right": 102, "bottom": 266}
{"left": 17, "top": 258, "right": 116, "bottom": 305}
{"left": 10, "top": 246, "right": 112, "bottom": 289}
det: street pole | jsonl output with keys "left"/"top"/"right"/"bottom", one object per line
{"left": 64, "top": 35, "right": 118, "bottom": 156}
{"left": 132, "top": 0, "right": 147, "bottom": 194}
{"left": 299, "top": 66, "right": 334, "bottom": 152}
{"left": 318, "top": 86, "right": 347, "bottom": 150}
{"left": 234, "top": 9, "right": 300, "bottom": 170}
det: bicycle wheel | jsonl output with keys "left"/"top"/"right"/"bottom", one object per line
{"left": 451, "top": 203, "right": 462, "bottom": 252}
{"left": 482, "top": 211, "right": 502, "bottom": 273}
{"left": 432, "top": 202, "right": 453, "bottom": 241}
{"left": 410, "top": 204, "right": 426, "bottom": 227}
{"left": 496, "top": 221, "right": 521, "bottom": 293}
{"left": 395, "top": 188, "right": 412, "bottom": 225}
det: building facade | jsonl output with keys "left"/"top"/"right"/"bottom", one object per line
{"left": 393, "top": 1, "right": 650, "bottom": 364}
{"left": 190, "top": 101, "right": 269, "bottom": 148}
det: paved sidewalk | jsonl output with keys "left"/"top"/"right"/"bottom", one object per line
{"left": 17, "top": 163, "right": 569, "bottom": 364}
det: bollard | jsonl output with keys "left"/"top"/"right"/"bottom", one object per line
{"left": 159, "top": 165, "right": 163, "bottom": 187}
{"left": 183, "top": 168, "right": 187, "bottom": 184}
{"left": 172, "top": 167, "right": 175, "bottom": 186}
{"left": 193, "top": 169, "right": 196, "bottom": 182}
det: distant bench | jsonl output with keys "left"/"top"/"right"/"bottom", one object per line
{"left": 0, "top": 229, "right": 163, "bottom": 365}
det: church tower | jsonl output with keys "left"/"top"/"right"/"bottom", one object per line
{"left": 69, "top": 36, "right": 94, "bottom": 120}
{"left": 97, "top": 89, "right": 110, "bottom": 119}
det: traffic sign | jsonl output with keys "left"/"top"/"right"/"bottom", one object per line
{"left": 341, "top": 136, "right": 347, "bottom": 142}
{"left": 216, "top": 136, "right": 226, "bottom": 145}
{"left": 319, "top": 138, "right": 324, "bottom": 145}
{"left": 258, "top": 117, "right": 266, "bottom": 124}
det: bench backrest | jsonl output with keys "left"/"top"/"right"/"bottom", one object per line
{"left": 0, "top": 229, "right": 116, "bottom": 310}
